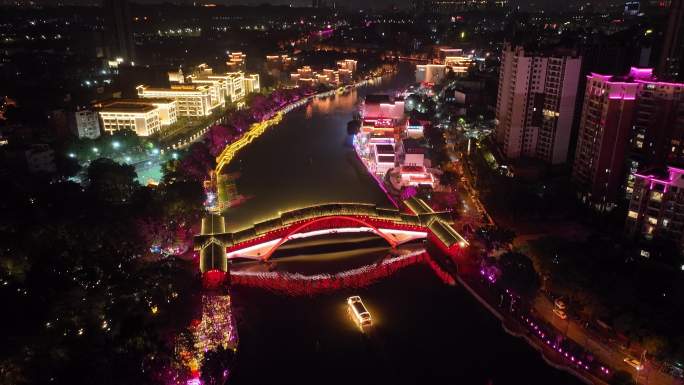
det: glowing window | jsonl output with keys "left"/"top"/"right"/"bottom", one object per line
{"left": 628, "top": 210, "right": 639, "bottom": 219}
{"left": 651, "top": 191, "right": 663, "bottom": 202}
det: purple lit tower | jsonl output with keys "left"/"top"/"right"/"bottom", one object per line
{"left": 626, "top": 166, "right": 684, "bottom": 251}
{"left": 572, "top": 68, "right": 684, "bottom": 211}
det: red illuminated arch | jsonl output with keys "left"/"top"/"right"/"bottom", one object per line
{"left": 260, "top": 215, "right": 399, "bottom": 261}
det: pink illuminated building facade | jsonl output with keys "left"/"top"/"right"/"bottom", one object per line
{"left": 626, "top": 69, "right": 684, "bottom": 193}
{"left": 625, "top": 166, "right": 684, "bottom": 248}
{"left": 572, "top": 67, "right": 684, "bottom": 210}
{"left": 361, "top": 94, "right": 405, "bottom": 122}
{"left": 572, "top": 69, "right": 640, "bottom": 210}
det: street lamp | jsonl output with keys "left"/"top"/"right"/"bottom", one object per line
{"left": 112, "top": 141, "right": 120, "bottom": 149}
{"left": 92, "top": 147, "right": 99, "bottom": 153}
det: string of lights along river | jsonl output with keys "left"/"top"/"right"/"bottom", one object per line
{"left": 224, "top": 66, "right": 584, "bottom": 385}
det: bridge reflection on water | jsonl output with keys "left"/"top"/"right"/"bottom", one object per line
{"left": 229, "top": 243, "right": 455, "bottom": 296}
{"left": 192, "top": 66, "right": 586, "bottom": 385}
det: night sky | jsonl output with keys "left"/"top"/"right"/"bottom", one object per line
{"left": 45, "top": 0, "right": 617, "bottom": 11}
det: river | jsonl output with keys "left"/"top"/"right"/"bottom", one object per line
{"left": 224, "top": 66, "right": 585, "bottom": 385}
{"left": 221, "top": 72, "right": 408, "bottom": 232}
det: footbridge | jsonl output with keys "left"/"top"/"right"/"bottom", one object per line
{"left": 195, "top": 198, "right": 469, "bottom": 275}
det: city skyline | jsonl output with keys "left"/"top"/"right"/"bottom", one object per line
{"left": 2, "top": 1, "right": 683, "bottom": 384}
{"left": 15, "top": 0, "right": 625, "bottom": 11}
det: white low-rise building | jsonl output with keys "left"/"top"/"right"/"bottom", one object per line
{"left": 176, "top": 65, "right": 260, "bottom": 105}
{"left": 398, "top": 165, "right": 435, "bottom": 188}
{"left": 373, "top": 143, "right": 396, "bottom": 176}
{"left": 97, "top": 98, "right": 177, "bottom": 126}
{"left": 405, "top": 119, "right": 424, "bottom": 138}
{"left": 243, "top": 73, "right": 260, "bottom": 94}
{"left": 415, "top": 64, "right": 448, "bottom": 84}
{"left": 137, "top": 84, "right": 216, "bottom": 117}
{"left": 98, "top": 102, "right": 162, "bottom": 136}
{"left": 74, "top": 109, "right": 101, "bottom": 139}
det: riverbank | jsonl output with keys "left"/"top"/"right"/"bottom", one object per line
{"left": 216, "top": 76, "right": 390, "bottom": 175}
{"left": 457, "top": 150, "right": 681, "bottom": 385}
{"left": 217, "top": 73, "right": 405, "bottom": 231}
{"left": 228, "top": 259, "right": 585, "bottom": 385}
{"left": 454, "top": 269, "right": 603, "bottom": 385}
{"left": 341, "top": 78, "right": 617, "bottom": 384}
{"left": 212, "top": 76, "right": 392, "bottom": 211}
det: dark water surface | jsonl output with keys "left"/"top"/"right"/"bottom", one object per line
{"left": 223, "top": 72, "right": 411, "bottom": 232}
{"left": 225, "top": 67, "right": 584, "bottom": 385}
{"left": 230, "top": 254, "right": 584, "bottom": 385}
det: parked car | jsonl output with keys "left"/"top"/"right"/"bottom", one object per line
{"left": 554, "top": 298, "right": 567, "bottom": 310}
{"left": 553, "top": 308, "right": 568, "bottom": 320}
{"left": 623, "top": 358, "right": 643, "bottom": 371}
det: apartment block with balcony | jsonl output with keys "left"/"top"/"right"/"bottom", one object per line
{"left": 625, "top": 74, "right": 684, "bottom": 197}
{"left": 625, "top": 166, "right": 684, "bottom": 250}
{"left": 74, "top": 109, "right": 101, "bottom": 139}
{"left": 495, "top": 43, "right": 582, "bottom": 166}
{"left": 571, "top": 72, "right": 639, "bottom": 210}
{"left": 572, "top": 67, "right": 684, "bottom": 210}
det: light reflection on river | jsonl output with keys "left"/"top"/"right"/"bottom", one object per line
{"left": 230, "top": 242, "right": 585, "bottom": 385}
{"left": 225, "top": 66, "right": 585, "bottom": 385}
{"left": 222, "top": 73, "right": 410, "bottom": 232}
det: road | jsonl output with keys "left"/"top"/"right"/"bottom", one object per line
{"left": 444, "top": 140, "right": 493, "bottom": 228}
{"left": 454, "top": 135, "right": 682, "bottom": 385}
{"left": 535, "top": 295, "right": 680, "bottom": 385}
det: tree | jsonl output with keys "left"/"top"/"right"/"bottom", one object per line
{"left": 439, "top": 169, "right": 458, "bottom": 186}
{"left": 162, "top": 180, "right": 204, "bottom": 223}
{"left": 346, "top": 120, "right": 361, "bottom": 136}
{"left": 499, "top": 252, "right": 540, "bottom": 298}
{"left": 475, "top": 225, "right": 515, "bottom": 250}
{"left": 201, "top": 346, "right": 236, "bottom": 385}
{"left": 610, "top": 370, "right": 636, "bottom": 385}
{"left": 86, "top": 158, "right": 138, "bottom": 203}
{"left": 431, "top": 191, "right": 460, "bottom": 211}
{"left": 206, "top": 125, "right": 239, "bottom": 157}
{"left": 400, "top": 186, "right": 418, "bottom": 200}
{"left": 642, "top": 334, "right": 669, "bottom": 358}
{"left": 55, "top": 154, "right": 81, "bottom": 178}
{"left": 177, "top": 142, "right": 214, "bottom": 182}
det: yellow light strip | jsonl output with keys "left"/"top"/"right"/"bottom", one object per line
{"left": 215, "top": 111, "right": 284, "bottom": 174}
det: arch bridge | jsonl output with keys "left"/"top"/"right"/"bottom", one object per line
{"left": 195, "top": 199, "right": 469, "bottom": 274}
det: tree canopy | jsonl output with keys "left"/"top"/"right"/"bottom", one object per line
{"left": 498, "top": 252, "right": 540, "bottom": 298}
